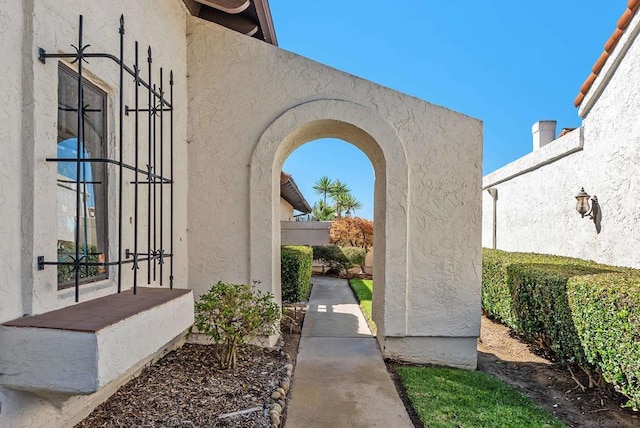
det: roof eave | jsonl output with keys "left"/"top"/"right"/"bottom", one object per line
{"left": 574, "top": 0, "right": 640, "bottom": 113}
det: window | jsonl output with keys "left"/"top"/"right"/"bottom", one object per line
{"left": 56, "top": 64, "right": 108, "bottom": 287}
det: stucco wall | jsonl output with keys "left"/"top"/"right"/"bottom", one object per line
{"left": 0, "top": 0, "right": 189, "bottom": 323}
{"left": 0, "top": 0, "right": 190, "bottom": 426}
{"left": 187, "top": 17, "right": 482, "bottom": 366}
{"left": 0, "top": 0, "right": 26, "bottom": 324}
{"left": 279, "top": 197, "right": 294, "bottom": 220}
{"left": 482, "top": 11, "right": 640, "bottom": 268}
{"left": 281, "top": 221, "right": 330, "bottom": 246}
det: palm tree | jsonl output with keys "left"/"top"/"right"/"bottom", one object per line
{"left": 313, "top": 176, "right": 333, "bottom": 207}
{"left": 330, "top": 180, "right": 350, "bottom": 217}
{"left": 340, "top": 194, "right": 362, "bottom": 217}
{"left": 312, "top": 200, "right": 336, "bottom": 221}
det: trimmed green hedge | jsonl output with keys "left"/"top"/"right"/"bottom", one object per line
{"left": 281, "top": 246, "right": 313, "bottom": 303}
{"left": 481, "top": 249, "right": 600, "bottom": 328}
{"left": 568, "top": 273, "right": 640, "bottom": 409}
{"left": 482, "top": 249, "right": 640, "bottom": 409}
{"left": 507, "top": 263, "right": 610, "bottom": 366}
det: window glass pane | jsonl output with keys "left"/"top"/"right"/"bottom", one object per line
{"left": 56, "top": 65, "right": 108, "bottom": 287}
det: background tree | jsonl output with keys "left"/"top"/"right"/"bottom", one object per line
{"left": 311, "top": 176, "right": 363, "bottom": 219}
{"left": 340, "top": 194, "right": 362, "bottom": 217}
{"left": 330, "top": 216, "right": 374, "bottom": 272}
{"left": 312, "top": 200, "right": 336, "bottom": 221}
{"left": 330, "top": 179, "right": 351, "bottom": 217}
{"left": 313, "top": 176, "right": 333, "bottom": 207}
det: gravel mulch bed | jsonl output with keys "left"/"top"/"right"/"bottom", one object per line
{"left": 76, "top": 344, "right": 290, "bottom": 428}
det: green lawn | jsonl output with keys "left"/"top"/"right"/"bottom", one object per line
{"left": 397, "top": 366, "right": 564, "bottom": 428}
{"left": 348, "top": 279, "right": 376, "bottom": 334}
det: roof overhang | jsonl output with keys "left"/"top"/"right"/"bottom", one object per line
{"left": 183, "top": 0, "right": 277, "bottom": 45}
{"left": 280, "top": 172, "right": 312, "bottom": 214}
{"left": 574, "top": 0, "right": 639, "bottom": 111}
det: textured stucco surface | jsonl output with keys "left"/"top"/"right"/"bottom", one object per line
{"left": 0, "top": 327, "right": 98, "bottom": 393}
{"left": 0, "top": 291, "right": 193, "bottom": 424}
{"left": 482, "top": 11, "right": 640, "bottom": 268}
{"left": 0, "top": 0, "right": 191, "bottom": 426}
{"left": 187, "top": 18, "right": 482, "bottom": 362}
{"left": 0, "top": 0, "right": 190, "bottom": 323}
{"left": 0, "top": 0, "right": 27, "bottom": 327}
{"left": 95, "top": 290, "right": 194, "bottom": 389}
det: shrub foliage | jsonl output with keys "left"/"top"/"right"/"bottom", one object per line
{"left": 194, "top": 281, "right": 279, "bottom": 370}
{"left": 482, "top": 249, "right": 640, "bottom": 409}
{"left": 312, "top": 245, "right": 365, "bottom": 277}
{"left": 568, "top": 273, "right": 640, "bottom": 409}
{"left": 329, "top": 216, "right": 373, "bottom": 252}
{"left": 281, "top": 246, "right": 313, "bottom": 303}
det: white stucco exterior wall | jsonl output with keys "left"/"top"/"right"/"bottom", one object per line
{"left": 0, "top": 0, "right": 26, "bottom": 324}
{"left": 482, "top": 11, "right": 640, "bottom": 268}
{"left": 187, "top": 18, "right": 482, "bottom": 367}
{"left": 0, "top": 1, "right": 191, "bottom": 426}
{"left": 18, "top": 0, "right": 190, "bottom": 316}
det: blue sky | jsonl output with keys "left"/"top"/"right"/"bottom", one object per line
{"left": 275, "top": 1, "right": 624, "bottom": 220}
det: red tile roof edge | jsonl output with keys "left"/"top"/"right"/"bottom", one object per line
{"left": 574, "top": 0, "right": 640, "bottom": 107}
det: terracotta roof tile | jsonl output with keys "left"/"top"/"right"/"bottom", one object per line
{"left": 574, "top": 2, "right": 640, "bottom": 107}
{"left": 580, "top": 72, "right": 597, "bottom": 94}
{"left": 603, "top": 28, "right": 623, "bottom": 56}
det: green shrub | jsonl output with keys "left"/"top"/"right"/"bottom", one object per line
{"left": 341, "top": 246, "right": 366, "bottom": 273}
{"left": 312, "top": 245, "right": 365, "bottom": 277}
{"left": 507, "top": 263, "right": 610, "bottom": 366}
{"left": 568, "top": 272, "right": 640, "bottom": 410}
{"left": 312, "top": 245, "right": 350, "bottom": 273}
{"left": 482, "top": 248, "right": 640, "bottom": 409}
{"left": 281, "top": 245, "right": 313, "bottom": 303}
{"left": 194, "top": 281, "right": 279, "bottom": 370}
{"left": 481, "top": 249, "right": 602, "bottom": 328}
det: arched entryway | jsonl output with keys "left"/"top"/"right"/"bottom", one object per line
{"left": 250, "top": 99, "right": 409, "bottom": 351}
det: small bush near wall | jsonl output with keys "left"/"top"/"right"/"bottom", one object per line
{"left": 194, "top": 281, "right": 279, "bottom": 370}
{"left": 341, "top": 246, "right": 366, "bottom": 273}
{"left": 281, "top": 246, "right": 313, "bottom": 303}
{"left": 312, "top": 245, "right": 349, "bottom": 273}
{"left": 312, "top": 245, "right": 364, "bottom": 277}
{"left": 568, "top": 273, "right": 640, "bottom": 410}
{"left": 482, "top": 248, "right": 640, "bottom": 409}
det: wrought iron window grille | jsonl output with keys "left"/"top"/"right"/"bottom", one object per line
{"left": 37, "top": 15, "right": 176, "bottom": 302}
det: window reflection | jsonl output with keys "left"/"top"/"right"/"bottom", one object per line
{"left": 56, "top": 65, "right": 108, "bottom": 287}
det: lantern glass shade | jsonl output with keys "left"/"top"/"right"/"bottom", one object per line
{"left": 575, "top": 188, "right": 590, "bottom": 216}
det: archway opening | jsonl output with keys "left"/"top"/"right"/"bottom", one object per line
{"left": 280, "top": 138, "right": 375, "bottom": 331}
{"left": 250, "top": 101, "right": 410, "bottom": 351}
{"left": 283, "top": 138, "right": 374, "bottom": 220}
{"left": 271, "top": 120, "right": 389, "bottom": 341}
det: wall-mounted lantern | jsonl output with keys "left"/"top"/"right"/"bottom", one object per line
{"left": 575, "top": 187, "right": 599, "bottom": 223}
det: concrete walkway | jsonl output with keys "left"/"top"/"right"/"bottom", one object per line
{"left": 285, "top": 276, "right": 413, "bottom": 428}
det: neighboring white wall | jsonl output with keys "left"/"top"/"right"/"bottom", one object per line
{"left": 280, "top": 197, "right": 294, "bottom": 220}
{"left": 482, "top": 11, "right": 640, "bottom": 268}
{"left": 281, "top": 221, "right": 330, "bottom": 246}
{"left": 187, "top": 18, "right": 482, "bottom": 367}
